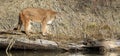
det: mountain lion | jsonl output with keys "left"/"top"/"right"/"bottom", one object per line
{"left": 14, "top": 8, "right": 57, "bottom": 36}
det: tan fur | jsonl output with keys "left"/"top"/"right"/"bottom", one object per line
{"left": 15, "top": 8, "right": 57, "bottom": 36}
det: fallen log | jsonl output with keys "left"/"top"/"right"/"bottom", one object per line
{"left": 0, "top": 31, "right": 120, "bottom": 52}
{"left": 0, "top": 37, "right": 59, "bottom": 50}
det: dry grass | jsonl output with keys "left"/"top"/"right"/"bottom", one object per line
{"left": 0, "top": 0, "right": 120, "bottom": 43}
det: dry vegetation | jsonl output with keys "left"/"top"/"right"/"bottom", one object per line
{"left": 0, "top": 0, "right": 120, "bottom": 43}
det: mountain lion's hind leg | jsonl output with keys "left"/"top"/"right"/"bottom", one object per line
{"left": 24, "top": 19, "right": 31, "bottom": 35}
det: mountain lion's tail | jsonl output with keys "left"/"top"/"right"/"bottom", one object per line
{"left": 13, "top": 13, "right": 22, "bottom": 30}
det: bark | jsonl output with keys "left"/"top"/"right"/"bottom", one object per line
{"left": 0, "top": 31, "right": 120, "bottom": 52}
{"left": 0, "top": 31, "right": 60, "bottom": 51}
